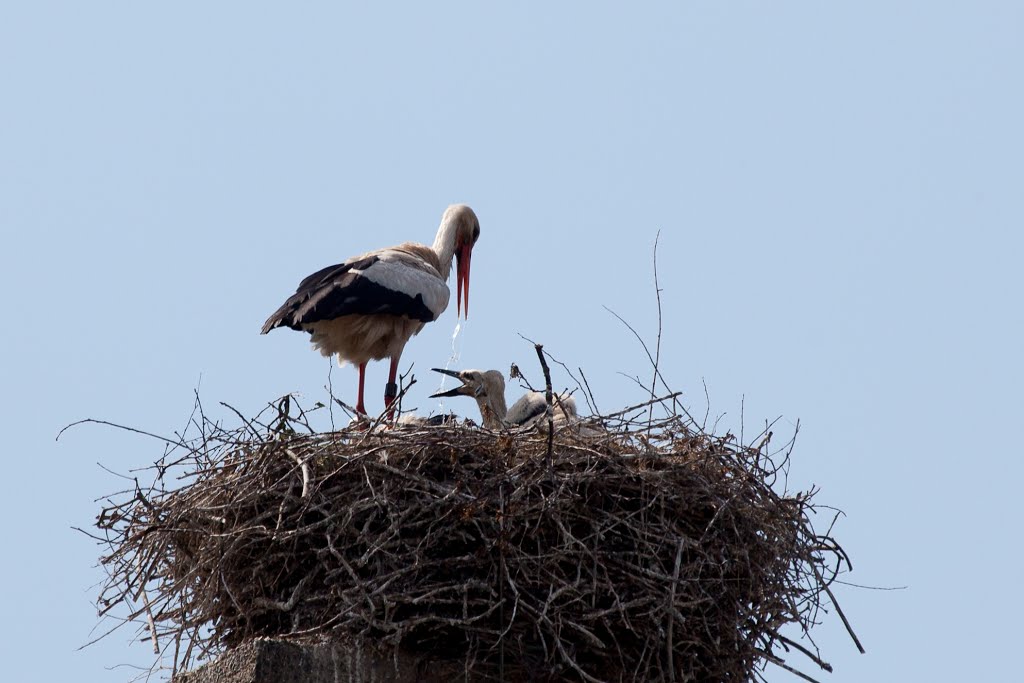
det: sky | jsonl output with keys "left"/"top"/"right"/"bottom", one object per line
{"left": 2, "top": 2, "right": 1022, "bottom": 681}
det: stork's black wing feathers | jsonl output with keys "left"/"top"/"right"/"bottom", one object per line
{"left": 294, "top": 259, "right": 366, "bottom": 293}
{"left": 261, "top": 254, "right": 436, "bottom": 333}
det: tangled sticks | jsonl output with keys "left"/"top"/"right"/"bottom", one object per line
{"left": 92, "top": 396, "right": 856, "bottom": 682}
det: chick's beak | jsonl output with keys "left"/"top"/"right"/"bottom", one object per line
{"left": 430, "top": 368, "right": 471, "bottom": 398}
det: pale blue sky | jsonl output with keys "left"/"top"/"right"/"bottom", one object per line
{"left": 2, "top": 2, "right": 1022, "bottom": 681}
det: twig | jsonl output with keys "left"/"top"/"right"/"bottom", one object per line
{"left": 775, "top": 634, "right": 833, "bottom": 673}
{"left": 534, "top": 343, "right": 554, "bottom": 470}
{"left": 761, "top": 650, "right": 824, "bottom": 683}
{"left": 221, "top": 401, "right": 264, "bottom": 441}
{"left": 285, "top": 449, "right": 310, "bottom": 498}
{"left": 648, "top": 230, "right": 663, "bottom": 428}
{"left": 811, "top": 563, "right": 866, "bottom": 654}
{"left": 140, "top": 588, "right": 159, "bottom": 655}
{"left": 600, "top": 392, "right": 682, "bottom": 420}
{"left": 56, "top": 419, "right": 183, "bottom": 447}
{"left": 666, "top": 537, "right": 683, "bottom": 681}
{"left": 578, "top": 367, "right": 601, "bottom": 417}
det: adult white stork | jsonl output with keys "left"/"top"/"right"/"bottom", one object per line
{"left": 430, "top": 368, "right": 578, "bottom": 430}
{"left": 261, "top": 205, "right": 481, "bottom": 418}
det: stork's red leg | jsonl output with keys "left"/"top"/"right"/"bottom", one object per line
{"left": 356, "top": 362, "right": 368, "bottom": 416}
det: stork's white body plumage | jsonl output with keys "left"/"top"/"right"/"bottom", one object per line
{"left": 262, "top": 205, "right": 481, "bottom": 417}
{"left": 431, "top": 368, "right": 578, "bottom": 430}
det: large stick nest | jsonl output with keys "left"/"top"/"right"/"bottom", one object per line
{"left": 92, "top": 395, "right": 853, "bottom": 682}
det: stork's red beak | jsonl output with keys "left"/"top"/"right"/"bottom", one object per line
{"left": 456, "top": 244, "right": 472, "bottom": 319}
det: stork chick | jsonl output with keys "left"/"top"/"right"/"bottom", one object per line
{"left": 430, "top": 368, "right": 578, "bottom": 430}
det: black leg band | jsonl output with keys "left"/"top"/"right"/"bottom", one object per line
{"left": 384, "top": 382, "right": 399, "bottom": 403}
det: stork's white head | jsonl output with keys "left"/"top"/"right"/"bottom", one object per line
{"left": 438, "top": 204, "right": 480, "bottom": 319}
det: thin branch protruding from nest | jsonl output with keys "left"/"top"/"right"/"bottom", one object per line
{"left": 648, "top": 230, "right": 663, "bottom": 429}
{"left": 534, "top": 343, "right": 555, "bottom": 469}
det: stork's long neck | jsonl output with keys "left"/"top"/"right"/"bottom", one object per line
{"left": 431, "top": 216, "right": 460, "bottom": 281}
{"left": 474, "top": 384, "right": 509, "bottom": 430}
